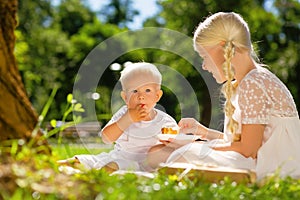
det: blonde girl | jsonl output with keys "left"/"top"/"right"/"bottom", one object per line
{"left": 148, "top": 12, "right": 300, "bottom": 180}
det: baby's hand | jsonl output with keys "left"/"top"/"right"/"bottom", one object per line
{"left": 127, "top": 104, "right": 149, "bottom": 122}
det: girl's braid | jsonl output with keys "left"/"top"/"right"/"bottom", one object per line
{"left": 222, "top": 41, "right": 240, "bottom": 142}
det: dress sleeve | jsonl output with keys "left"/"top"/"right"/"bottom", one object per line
{"left": 238, "top": 78, "right": 272, "bottom": 124}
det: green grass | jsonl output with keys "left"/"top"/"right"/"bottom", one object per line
{"left": 51, "top": 144, "right": 111, "bottom": 160}
{"left": 2, "top": 141, "right": 300, "bottom": 200}
{"left": 47, "top": 136, "right": 113, "bottom": 160}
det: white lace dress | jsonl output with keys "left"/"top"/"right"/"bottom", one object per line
{"left": 166, "top": 66, "right": 300, "bottom": 180}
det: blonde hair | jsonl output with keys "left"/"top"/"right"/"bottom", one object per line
{"left": 119, "top": 62, "right": 162, "bottom": 91}
{"left": 193, "top": 12, "right": 256, "bottom": 141}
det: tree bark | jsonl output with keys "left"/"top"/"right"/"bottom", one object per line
{"left": 0, "top": 0, "right": 45, "bottom": 145}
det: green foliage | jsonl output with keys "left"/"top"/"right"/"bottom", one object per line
{"left": 16, "top": 0, "right": 300, "bottom": 127}
{"left": 16, "top": 0, "right": 133, "bottom": 124}
{"left": 55, "top": 0, "right": 96, "bottom": 36}
{"left": 100, "top": 0, "right": 140, "bottom": 28}
{"left": 44, "top": 92, "right": 85, "bottom": 146}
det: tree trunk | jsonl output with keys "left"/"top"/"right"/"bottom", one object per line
{"left": 0, "top": 0, "right": 46, "bottom": 146}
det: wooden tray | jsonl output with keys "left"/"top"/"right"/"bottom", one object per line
{"left": 158, "top": 162, "right": 256, "bottom": 183}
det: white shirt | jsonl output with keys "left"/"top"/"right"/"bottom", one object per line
{"left": 103, "top": 105, "right": 177, "bottom": 161}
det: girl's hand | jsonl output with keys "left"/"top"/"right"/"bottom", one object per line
{"left": 178, "top": 118, "right": 200, "bottom": 134}
{"left": 178, "top": 118, "right": 208, "bottom": 138}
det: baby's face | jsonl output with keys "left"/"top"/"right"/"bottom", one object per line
{"left": 123, "top": 77, "right": 161, "bottom": 111}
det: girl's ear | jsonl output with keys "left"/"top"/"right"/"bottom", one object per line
{"left": 121, "top": 91, "right": 127, "bottom": 102}
{"left": 155, "top": 89, "right": 163, "bottom": 102}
